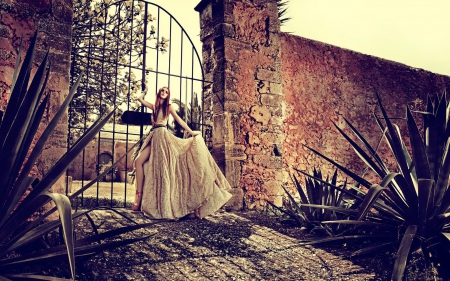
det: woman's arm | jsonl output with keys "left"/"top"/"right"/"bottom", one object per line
{"left": 137, "top": 85, "right": 154, "bottom": 110}
{"left": 169, "top": 105, "right": 199, "bottom": 136}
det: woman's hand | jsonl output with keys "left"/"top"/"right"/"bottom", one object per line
{"left": 137, "top": 83, "right": 154, "bottom": 110}
{"left": 190, "top": 131, "right": 200, "bottom": 137}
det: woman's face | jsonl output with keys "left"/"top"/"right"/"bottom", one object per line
{"left": 159, "top": 87, "right": 169, "bottom": 99}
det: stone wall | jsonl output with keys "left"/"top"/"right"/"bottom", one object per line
{"left": 0, "top": 0, "right": 73, "bottom": 182}
{"left": 281, "top": 33, "right": 450, "bottom": 184}
{"left": 196, "top": 0, "right": 285, "bottom": 210}
{"left": 197, "top": 0, "right": 450, "bottom": 209}
{"left": 68, "top": 139, "right": 137, "bottom": 181}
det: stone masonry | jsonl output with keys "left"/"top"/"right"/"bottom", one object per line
{"left": 281, "top": 34, "right": 450, "bottom": 185}
{"left": 196, "top": 0, "right": 285, "bottom": 210}
{"left": 197, "top": 0, "right": 450, "bottom": 209}
{"left": 0, "top": 0, "right": 74, "bottom": 187}
{"left": 2, "top": 0, "right": 450, "bottom": 211}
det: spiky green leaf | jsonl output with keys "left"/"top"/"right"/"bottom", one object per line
{"left": 391, "top": 225, "right": 417, "bottom": 281}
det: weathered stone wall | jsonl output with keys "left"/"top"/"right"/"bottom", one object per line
{"left": 281, "top": 34, "right": 450, "bottom": 184}
{"left": 197, "top": 0, "right": 450, "bottom": 209}
{"left": 0, "top": 0, "right": 73, "bottom": 181}
{"left": 68, "top": 139, "right": 137, "bottom": 181}
{"left": 196, "top": 0, "right": 285, "bottom": 210}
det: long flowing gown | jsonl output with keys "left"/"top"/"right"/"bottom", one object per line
{"left": 137, "top": 109, "right": 232, "bottom": 219}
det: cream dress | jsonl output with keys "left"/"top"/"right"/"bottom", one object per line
{"left": 137, "top": 109, "right": 232, "bottom": 219}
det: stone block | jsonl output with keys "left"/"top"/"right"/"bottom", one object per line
{"left": 213, "top": 23, "right": 235, "bottom": 38}
{"left": 247, "top": 131, "right": 260, "bottom": 145}
{"left": 265, "top": 1, "right": 279, "bottom": 14}
{"left": 212, "top": 114, "right": 227, "bottom": 145}
{"left": 263, "top": 180, "right": 283, "bottom": 206}
{"left": 260, "top": 93, "right": 281, "bottom": 107}
{"left": 225, "top": 187, "right": 244, "bottom": 211}
{"left": 274, "top": 57, "right": 282, "bottom": 71}
{"left": 225, "top": 159, "right": 242, "bottom": 188}
{"left": 204, "top": 71, "right": 213, "bottom": 83}
{"left": 256, "top": 68, "right": 281, "bottom": 83}
{"left": 226, "top": 144, "right": 247, "bottom": 160}
{"left": 257, "top": 80, "right": 269, "bottom": 94}
{"left": 197, "top": 1, "right": 212, "bottom": 28}
{"left": 260, "top": 132, "right": 277, "bottom": 146}
{"left": 225, "top": 46, "right": 239, "bottom": 61}
{"left": 224, "top": 77, "right": 237, "bottom": 93}
{"left": 268, "top": 32, "right": 280, "bottom": 47}
{"left": 249, "top": 105, "right": 271, "bottom": 125}
{"left": 211, "top": 0, "right": 224, "bottom": 23}
{"left": 267, "top": 17, "right": 280, "bottom": 33}
{"left": 253, "top": 155, "right": 282, "bottom": 169}
{"left": 223, "top": 2, "right": 235, "bottom": 23}
{"left": 230, "top": 113, "right": 241, "bottom": 139}
{"left": 269, "top": 82, "right": 282, "bottom": 95}
{"left": 224, "top": 90, "right": 239, "bottom": 103}
{"left": 200, "top": 28, "right": 214, "bottom": 41}
{"left": 212, "top": 97, "right": 225, "bottom": 114}
{"left": 270, "top": 116, "right": 283, "bottom": 126}
{"left": 211, "top": 145, "right": 226, "bottom": 163}
{"left": 263, "top": 46, "right": 280, "bottom": 59}
{"left": 270, "top": 106, "right": 283, "bottom": 117}
{"left": 224, "top": 101, "right": 242, "bottom": 114}
{"left": 213, "top": 37, "right": 225, "bottom": 54}
{"left": 213, "top": 74, "right": 224, "bottom": 92}
{"left": 245, "top": 146, "right": 263, "bottom": 155}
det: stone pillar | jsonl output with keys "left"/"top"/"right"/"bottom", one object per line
{"left": 0, "top": 0, "right": 73, "bottom": 181}
{"left": 196, "top": 0, "right": 284, "bottom": 210}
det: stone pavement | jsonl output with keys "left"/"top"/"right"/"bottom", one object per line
{"left": 75, "top": 209, "right": 381, "bottom": 281}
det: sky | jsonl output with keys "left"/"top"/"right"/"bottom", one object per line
{"left": 147, "top": 0, "right": 450, "bottom": 76}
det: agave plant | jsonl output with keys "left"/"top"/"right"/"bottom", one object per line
{"left": 0, "top": 33, "right": 155, "bottom": 280}
{"left": 301, "top": 92, "right": 450, "bottom": 280}
{"left": 268, "top": 169, "right": 354, "bottom": 235}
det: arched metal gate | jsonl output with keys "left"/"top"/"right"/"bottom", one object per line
{"left": 67, "top": 0, "right": 208, "bottom": 208}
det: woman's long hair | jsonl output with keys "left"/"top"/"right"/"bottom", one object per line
{"left": 153, "top": 87, "right": 171, "bottom": 123}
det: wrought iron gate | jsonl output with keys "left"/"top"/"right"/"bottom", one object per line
{"left": 67, "top": 0, "right": 207, "bottom": 208}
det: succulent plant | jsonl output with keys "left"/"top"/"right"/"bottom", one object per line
{"left": 0, "top": 32, "right": 155, "bottom": 280}
{"left": 299, "top": 92, "right": 450, "bottom": 280}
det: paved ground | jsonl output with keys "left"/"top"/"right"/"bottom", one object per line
{"left": 71, "top": 181, "right": 135, "bottom": 205}
{"left": 73, "top": 209, "right": 383, "bottom": 281}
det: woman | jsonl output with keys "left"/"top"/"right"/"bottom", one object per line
{"left": 132, "top": 85, "right": 232, "bottom": 220}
